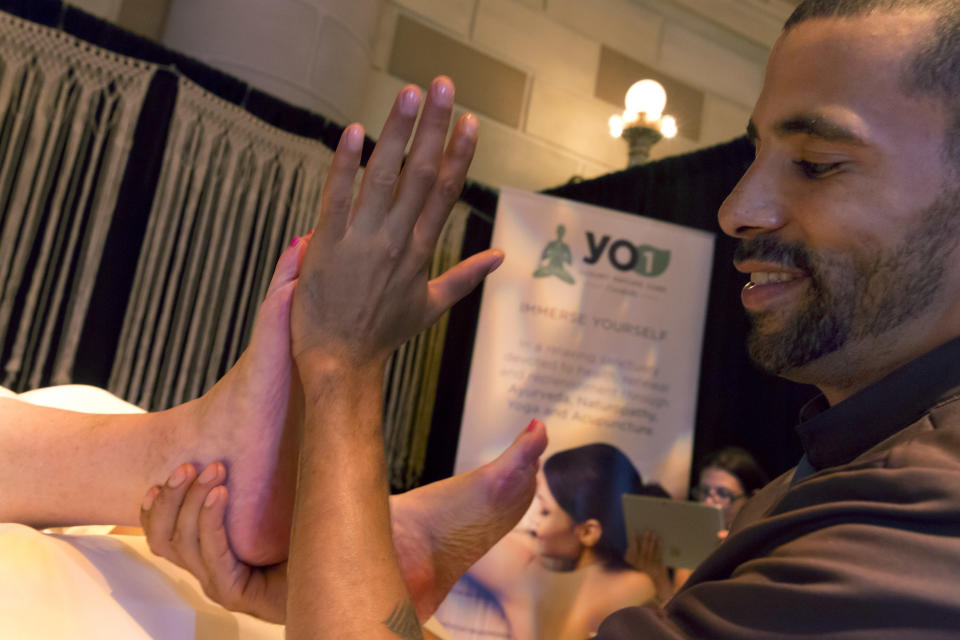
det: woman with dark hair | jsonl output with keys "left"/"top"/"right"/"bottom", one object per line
{"left": 463, "top": 443, "right": 656, "bottom": 639}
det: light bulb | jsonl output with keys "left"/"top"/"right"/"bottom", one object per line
{"left": 609, "top": 114, "right": 624, "bottom": 138}
{"left": 625, "top": 79, "right": 667, "bottom": 121}
{"left": 660, "top": 115, "right": 678, "bottom": 139}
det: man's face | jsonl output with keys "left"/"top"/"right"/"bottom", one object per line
{"left": 718, "top": 12, "right": 960, "bottom": 399}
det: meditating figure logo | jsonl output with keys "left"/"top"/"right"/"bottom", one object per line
{"left": 533, "top": 224, "right": 575, "bottom": 284}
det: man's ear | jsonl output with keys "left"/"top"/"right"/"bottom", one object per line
{"left": 576, "top": 519, "right": 602, "bottom": 548}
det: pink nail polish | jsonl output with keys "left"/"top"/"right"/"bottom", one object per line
{"left": 289, "top": 236, "right": 300, "bottom": 247}
{"left": 525, "top": 419, "right": 538, "bottom": 433}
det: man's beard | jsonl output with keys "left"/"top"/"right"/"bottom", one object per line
{"left": 736, "top": 188, "right": 960, "bottom": 376}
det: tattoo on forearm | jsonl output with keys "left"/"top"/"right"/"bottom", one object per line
{"left": 382, "top": 600, "right": 423, "bottom": 640}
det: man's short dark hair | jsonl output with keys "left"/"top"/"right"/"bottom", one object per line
{"left": 785, "top": 0, "right": 960, "bottom": 170}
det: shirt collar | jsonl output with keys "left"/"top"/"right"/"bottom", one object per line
{"left": 796, "top": 334, "right": 960, "bottom": 471}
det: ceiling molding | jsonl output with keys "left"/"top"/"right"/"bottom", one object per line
{"left": 628, "top": 0, "right": 794, "bottom": 63}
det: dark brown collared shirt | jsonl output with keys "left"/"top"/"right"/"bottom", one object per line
{"left": 596, "top": 335, "right": 960, "bottom": 639}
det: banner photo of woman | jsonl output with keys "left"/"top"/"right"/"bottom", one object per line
{"left": 457, "top": 188, "right": 715, "bottom": 498}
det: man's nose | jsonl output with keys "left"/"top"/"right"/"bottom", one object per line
{"left": 718, "top": 159, "right": 786, "bottom": 240}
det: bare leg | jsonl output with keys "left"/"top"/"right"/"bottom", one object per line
{"left": 0, "top": 241, "right": 304, "bottom": 566}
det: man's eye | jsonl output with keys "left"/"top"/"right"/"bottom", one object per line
{"left": 794, "top": 160, "right": 841, "bottom": 178}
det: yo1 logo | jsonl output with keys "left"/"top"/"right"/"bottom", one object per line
{"left": 583, "top": 232, "right": 671, "bottom": 277}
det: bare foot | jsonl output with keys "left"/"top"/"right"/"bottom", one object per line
{"left": 390, "top": 419, "right": 548, "bottom": 620}
{"left": 140, "top": 422, "right": 546, "bottom": 623}
{"left": 186, "top": 238, "right": 306, "bottom": 566}
{"left": 169, "top": 233, "right": 531, "bottom": 572}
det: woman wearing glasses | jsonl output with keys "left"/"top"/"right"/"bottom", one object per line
{"left": 692, "top": 447, "right": 769, "bottom": 533}
{"left": 629, "top": 446, "right": 769, "bottom": 604}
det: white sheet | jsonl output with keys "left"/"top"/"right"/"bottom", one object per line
{"left": 11, "top": 383, "right": 145, "bottom": 414}
{"left": 0, "top": 385, "right": 452, "bottom": 638}
{"left": 0, "top": 523, "right": 284, "bottom": 639}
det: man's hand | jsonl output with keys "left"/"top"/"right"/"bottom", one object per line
{"left": 291, "top": 76, "right": 503, "bottom": 372}
{"left": 283, "top": 77, "right": 504, "bottom": 639}
{"left": 140, "top": 463, "right": 287, "bottom": 623}
{"left": 138, "top": 418, "right": 547, "bottom": 626}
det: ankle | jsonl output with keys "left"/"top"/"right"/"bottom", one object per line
{"left": 138, "top": 398, "right": 205, "bottom": 492}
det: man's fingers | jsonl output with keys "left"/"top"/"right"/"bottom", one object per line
{"left": 388, "top": 77, "right": 455, "bottom": 241}
{"left": 140, "top": 463, "right": 196, "bottom": 568}
{"left": 172, "top": 462, "right": 226, "bottom": 575}
{"left": 318, "top": 126, "right": 364, "bottom": 244}
{"left": 424, "top": 248, "right": 504, "bottom": 325}
{"left": 353, "top": 86, "right": 422, "bottom": 233}
{"left": 197, "top": 485, "right": 252, "bottom": 608}
{"left": 413, "top": 113, "right": 478, "bottom": 256}
{"left": 139, "top": 485, "right": 161, "bottom": 540}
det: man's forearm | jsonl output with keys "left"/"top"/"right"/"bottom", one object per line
{"left": 287, "top": 362, "right": 422, "bottom": 640}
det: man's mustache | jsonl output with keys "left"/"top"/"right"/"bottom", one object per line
{"left": 734, "top": 236, "right": 813, "bottom": 272}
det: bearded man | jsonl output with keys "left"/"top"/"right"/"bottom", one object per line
{"left": 595, "top": 1, "right": 960, "bottom": 637}
{"left": 139, "top": 1, "right": 960, "bottom": 638}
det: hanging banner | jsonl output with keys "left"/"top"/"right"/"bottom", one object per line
{"left": 456, "top": 187, "right": 714, "bottom": 497}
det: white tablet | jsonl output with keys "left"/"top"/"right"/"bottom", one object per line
{"left": 621, "top": 494, "right": 725, "bottom": 569}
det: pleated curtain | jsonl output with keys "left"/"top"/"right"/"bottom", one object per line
{"left": 0, "top": 8, "right": 471, "bottom": 490}
{"left": 107, "top": 78, "right": 330, "bottom": 409}
{"left": 0, "top": 11, "right": 153, "bottom": 392}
